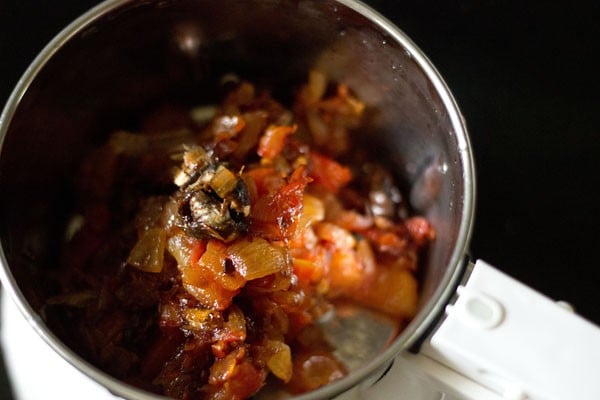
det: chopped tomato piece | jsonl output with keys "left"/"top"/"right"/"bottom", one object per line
{"left": 257, "top": 124, "right": 297, "bottom": 160}
{"left": 356, "top": 267, "right": 419, "bottom": 319}
{"left": 308, "top": 151, "right": 352, "bottom": 192}
{"left": 182, "top": 263, "right": 240, "bottom": 310}
{"left": 250, "top": 166, "right": 311, "bottom": 240}
{"left": 405, "top": 216, "right": 436, "bottom": 247}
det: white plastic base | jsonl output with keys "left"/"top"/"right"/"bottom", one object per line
{"left": 423, "top": 260, "right": 600, "bottom": 400}
{"left": 357, "top": 352, "right": 503, "bottom": 400}
{"left": 1, "top": 289, "right": 114, "bottom": 400}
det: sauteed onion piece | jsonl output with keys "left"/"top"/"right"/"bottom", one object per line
{"left": 226, "top": 237, "right": 290, "bottom": 281}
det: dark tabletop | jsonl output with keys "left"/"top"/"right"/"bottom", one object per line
{"left": 0, "top": 1, "right": 598, "bottom": 398}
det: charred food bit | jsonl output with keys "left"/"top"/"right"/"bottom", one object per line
{"left": 173, "top": 146, "right": 250, "bottom": 242}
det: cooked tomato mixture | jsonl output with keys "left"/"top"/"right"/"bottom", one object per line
{"left": 45, "top": 71, "right": 434, "bottom": 399}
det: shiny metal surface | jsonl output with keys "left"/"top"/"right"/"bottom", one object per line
{"left": 0, "top": 0, "right": 474, "bottom": 399}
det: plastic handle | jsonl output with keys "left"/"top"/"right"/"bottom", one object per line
{"left": 419, "top": 259, "right": 600, "bottom": 400}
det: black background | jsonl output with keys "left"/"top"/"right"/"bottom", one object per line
{"left": 0, "top": 1, "right": 598, "bottom": 398}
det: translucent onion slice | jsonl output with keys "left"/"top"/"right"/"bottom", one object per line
{"left": 288, "top": 350, "right": 346, "bottom": 393}
{"left": 182, "top": 281, "right": 237, "bottom": 311}
{"left": 182, "top": 249, "right": 239, "bottom": 310}
{"left": 166, "top": 233, "right": 198, "bottom": 267}
{"left": 209, "top": 347, "right": 244, "bottom": 385}
{"left": 300, "top": 69, "right": 327, "bottom": 105}
{"left": 184, "top": 308, "right": 217, "bottom": 330}
{"left": 294, "top": 194, "right": 324, "bottom": 237}
{"left": 210, "top": 165, "right": 240, "bottom": 199}
{"left": 127, "top": 227, "right": 166, "bottom": 273}
{"left": 227, "top": 237, "right": 288, "bottom": 281}
{"left": 265, "top": 340, "right": 292, "bottom": 382}
{"left": 225, "top": 306, "right": 246, "bottom": 339}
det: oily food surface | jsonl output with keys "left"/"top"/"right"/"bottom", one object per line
{"left": 46, "top": 71, "right": 434, "bottom": 399}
